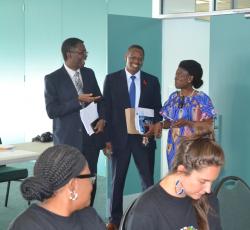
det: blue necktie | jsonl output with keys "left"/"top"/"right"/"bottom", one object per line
{"left": 129, "top": 76, "right": 136, "bottom": 108}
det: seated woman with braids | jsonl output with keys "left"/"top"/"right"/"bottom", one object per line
{"left": 126, "top": 134, "right": 224, "bottom": 230}
{"left": 8, "top": 144, "right": 106, "bottom": 230}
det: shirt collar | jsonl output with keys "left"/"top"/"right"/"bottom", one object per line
{"left": 125, "top": 68, "right": 140, "bottom": 81}
{"left": 64, "top": 63, "right": 80, "bottom": 78}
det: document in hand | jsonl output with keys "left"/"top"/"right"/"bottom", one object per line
{"left": 125, "top": 107, "right": 154, "bottom": 135}
{"left": 135, "top": 107, "right": 154, "bottom": 134}
{"left": 80, "top": 102, "right": 99, "bottom": 135}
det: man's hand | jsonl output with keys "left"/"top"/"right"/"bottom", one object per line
{"left": 78, "top": 93, "right": 101, "bottom": 103}
{"left": 154, "top": 122, "right": 163, "bottom": 138}
{"left": 93, "top": 119, "right": 105, "bottom": 134}
{"left": 144, "top": 123, "right": 155, "bottom": 138}
{"left": 103, "top": 142, "right": 112, "bottom": 159}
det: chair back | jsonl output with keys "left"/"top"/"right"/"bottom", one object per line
{"left": 214, "top": 176, "right": 250, "bottom": 230}
{"left": 119, "top": 198, "right": 137, "bottom": 230}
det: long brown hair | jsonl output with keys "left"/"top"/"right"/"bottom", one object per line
{"left": 171, "top": 136, "right": 225, "bottom": 230}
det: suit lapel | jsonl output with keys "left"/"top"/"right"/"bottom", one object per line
{"left": 80, "top": 68, "right": 86, "bottom": 93}
{"left": 61, "top": 66, "right": 78, "bottom": 96}
{"left": 139, "top": 73, "right": 146, "bottom": 106}
{"left": 120, "top": 70, "right": 131, "bottom": 107}
{"left": 61, "top": 66, "right": 74, "bottom": 86}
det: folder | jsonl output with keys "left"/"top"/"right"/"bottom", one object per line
{"left": 125, "top": 107, "right": 154, "bottom": 135}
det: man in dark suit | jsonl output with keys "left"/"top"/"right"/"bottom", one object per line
{"left": 44, "top": 37, "right": 106, "bottom": 206}
{"left": 104, "top": 44, "right": 162, "bottom": 230}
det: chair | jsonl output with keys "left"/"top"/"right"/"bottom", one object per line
{"left": 0, "top": 138, "right": 28, "bottom": 207}
{"left": 0, "top": 166, "right": 28, "bottom": 207}
{"left": 119, "top": 198, "right": 137, "bottom": 230}
{"left": 214, "top": 176, "right": 250, "bottom": 230}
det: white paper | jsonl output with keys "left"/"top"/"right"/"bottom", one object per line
{"left": 0, "top": 144, "right": 14, "bottom": 151}
{"left": 135, "top": 107, "right": 154, "bottom": 134}
{"left": 80, "top": 102, "right": 99, "bottom": 135}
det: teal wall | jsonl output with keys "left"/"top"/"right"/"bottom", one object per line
{"left": 0, "top": 0, "right": 108, "bottom": 176}
{"left": 0, "top": 0, "right": 25, "bottom": 144}
{"left": 107, "top": 0, "right": 152, "bottom": 18}
{"left": 107, "top": 14, "right": 162, "bottom": 195}
{"left": 0, "top": 0, "right": 107, "bottom": 144}
{"left": 210, "top": 14, "right": 250, "bottom": 184}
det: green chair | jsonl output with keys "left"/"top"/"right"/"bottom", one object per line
{"left": 0, "top": 166, "right": 28, "bottom": 207}
{"left": 214, "top": 176, "right": 250, "bottom": 230}
{"left": 0, "top": 138, "right": 28, "bottom": 207}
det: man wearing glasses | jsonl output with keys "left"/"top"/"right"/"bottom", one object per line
{"left": 44, "top": 37, "right": 106, "bottom": 206}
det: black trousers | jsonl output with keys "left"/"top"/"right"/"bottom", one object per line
{"left": 82, "top": 146, "right": 100, "bottom": 206}
{"left": 109, "top": 135, "right": 155, "bottom": 226}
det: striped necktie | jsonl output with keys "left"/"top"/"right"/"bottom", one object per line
{"left": 74, "top": 71, "right": 83, "bottom": 94}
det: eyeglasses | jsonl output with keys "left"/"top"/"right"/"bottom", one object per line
{"left": 75, "top": 173, "right": 96, "bottom": 184}
{"left": 70, "top": 50, "right": 88, "bottom": 57}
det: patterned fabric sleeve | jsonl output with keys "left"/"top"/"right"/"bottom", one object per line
{"left": 197, "top": 92, "right": 216, "bottom": 120}
{"left": 160, "top": 91, "right": 178, "bottom": 121}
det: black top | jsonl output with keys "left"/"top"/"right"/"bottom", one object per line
{"left": 8, "top": 204, "right": 106, "bottom": 230}
{"left": 126, "top": 184, "right": 222, "bottom": 230}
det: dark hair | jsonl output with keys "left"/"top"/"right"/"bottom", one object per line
{"left": 21, "top": 145, "right": 87, "bottom": 202}
{"left": 171, "top": 136, "right": 224, "bottom": 230}
{"left": 179, "top": 60, "right": 203, "bottom": 89}
{"left": 61, "top": 37, "right": 83, "bottom": 61}
{"left": 127, "top": 44, "right": 145, "bottom": 56}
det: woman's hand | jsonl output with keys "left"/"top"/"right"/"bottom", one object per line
{"left": 172, "top": 119, "right": 193, "bottom": 128}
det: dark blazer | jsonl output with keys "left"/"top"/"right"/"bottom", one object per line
{"left": 44, "top": 65, "right": 106, "bottom": 151}
{"left": 103, "top": 69, "right": 162, "bottom": 149}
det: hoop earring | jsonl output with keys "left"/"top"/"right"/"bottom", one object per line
{"left": 175, "top": 180, "right": 185, "bottom": 196}
{"left": 69, "top": 190, "right": 78, "bottom": 201}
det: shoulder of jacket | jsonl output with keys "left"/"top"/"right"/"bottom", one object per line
{"left": 141, "top": 71, "right": 158, "bottom": 80}
{"left": 45, "top": 67, "right": 63, "bottom": 79}
{"left": 107, "top": 69, "right": 124, "bottom": 78}
{"left": 81, "top": 66, "right": 94, "bottom": 73}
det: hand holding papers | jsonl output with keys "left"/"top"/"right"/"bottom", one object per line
{"left": 135, "top": 107, "right": 154, "bottom": 135}
{"left": 125, "top": 107, "right": 154, "bottom": 146}
{"left": 125, "top": 107, "right": 154, "bottom": 134}
{"left": 80, "top": 102, "right": 99, "bottom": 135}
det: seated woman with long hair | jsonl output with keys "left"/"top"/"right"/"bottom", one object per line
{"left": 8, "top": 144, "right": 106, "bottom": 230}
{"left": 126, "top": 134, "right": 224, "bottom": 230}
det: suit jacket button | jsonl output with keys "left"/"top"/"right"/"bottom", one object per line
{"left": 78, "top": 128, "right": 82, "bottom": 132}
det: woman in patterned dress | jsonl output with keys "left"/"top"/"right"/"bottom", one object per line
{"left": 160, "top": 60, "right": 216, "bottom": 169}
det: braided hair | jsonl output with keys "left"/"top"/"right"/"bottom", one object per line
{"left": 21, "top": 144, "right": 87, "bottom": 201}
{"left": 171, "top": 136, "right": 224, "bottom": 230}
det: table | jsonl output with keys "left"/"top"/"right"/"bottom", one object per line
{"left": 0, "top": 142, "right": 52, "bottom": 165}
